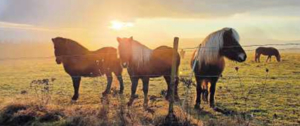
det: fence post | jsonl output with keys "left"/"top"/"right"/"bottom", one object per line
{"left": 166, "top": 37, "right": 179, "bottom": 121}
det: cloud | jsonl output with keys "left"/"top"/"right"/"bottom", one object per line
{"left": 1, "top": 0, "right": 300, "bottom": 28}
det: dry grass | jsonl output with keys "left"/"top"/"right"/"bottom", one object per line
{"left": 0, "top": 52, "right": 299, "bottom": 125}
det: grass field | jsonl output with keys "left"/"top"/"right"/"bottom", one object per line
{"left": 0, "top": 52, "right": 299, "bottom": 125}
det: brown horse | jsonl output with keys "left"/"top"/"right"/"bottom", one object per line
{"left": 117, "top": 37, "right": 180, "bottom": 107}
{"left": 52, "top": 37, "right": 124, "bottom": 101}
{"left": 255, "top": 47, "right": 281, "bottom": 62}
{"left": 191, "top": 28, "right": 247, "bottom": 109}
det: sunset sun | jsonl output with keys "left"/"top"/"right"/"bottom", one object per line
{"left": 110, "top": 20, "right": 134, "bottom": 31}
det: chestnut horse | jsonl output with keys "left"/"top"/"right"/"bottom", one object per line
{"left": 191, "top": 28, "right": 247, "bottom": 109}
{"left": 255, "top": 47, "right": 281, "bottom": 62}
{"left": 117, "top": 37, "right": 180, "bottom": 106}
{"left": 52, "top": 37, "right": 124, "bottom": 101}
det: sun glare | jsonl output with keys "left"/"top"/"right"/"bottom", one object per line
{"left": 110, "top": 20, "right": 134, "bottom": 31}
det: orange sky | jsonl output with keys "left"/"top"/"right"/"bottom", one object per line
{"left": 0, "top": 0, "right": 300, "bottom": 49}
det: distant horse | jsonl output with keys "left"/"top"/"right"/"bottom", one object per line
{"left": 180, "top": 49, "right": 186, "bottom": 59}
{"left": 255, "top": 47, "right": 281, "bottom": 62}
{"left": 52, "top": 37, "right": 124, "bottom": 101}
{"left": 117, "top": 37, "right": 180, "bottom": 106}
{"left": 191, "top": 28, "right": 247, "bottom": 109}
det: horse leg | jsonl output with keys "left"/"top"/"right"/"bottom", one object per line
{"left": 71, "top": 76, "right": 81, "bottom": 101}
{"left": 142, "top": 77, "right": 150, "bottom": 107}
{"left": 266, "top": 56, "right": 271, "bottom": 62}
{"left": 103, "top": 73, "right": 113, "bottom": 96}
{"left": 174, "top": 76, "right": 180, "bottom": 101}
{"left": 255, "top": 53, "right": 260, "bottom": 62}
{"left": 114, "top": 71, "right": 124, "bottom": 94}
{"left": 201, "top": 80, "right": 209, "bottom": 103}
{"left": 257, "top": 54, "right": 261, "bottom": 62}
{"left": 209, "top": 77, "right": 219, "bottom": 108}
{"left": 163, "top": 76, "right": 171, "bottom": 101}
{"left": 164, "top": 76, "right": 180, "bottom": 101}
{"left": 195, "top": 76, "right": 203, "bottom": 109}
{"left": 128, "top": 77, "right": 139, "bottom": 106}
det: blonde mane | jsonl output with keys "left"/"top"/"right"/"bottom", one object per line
{"left": 195, "top": 28, "right": 240, "bottom": 67}
{"left": 131, "top": 40, "right": 153, "bottom": 68}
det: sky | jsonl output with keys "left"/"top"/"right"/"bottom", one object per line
{"left": 0, "top": 0, "right": 300, "bottom": 48}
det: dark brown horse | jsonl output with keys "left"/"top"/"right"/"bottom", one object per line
{"left": 191, "top": 28, "right": 247, "bottom": 109}
{"left": 52, "top": 37, "right": 124, "bottom": 101}
{"left": 255, "top": 47, "right": 281, "bottom": 62}
{"left": 117, "top": 37, "right": 180, "bottom": 107}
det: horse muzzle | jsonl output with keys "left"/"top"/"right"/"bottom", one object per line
{"left": 237, "top": 53, "right": 247, "bottom": 62}
{"left": 56, "top": 58, "right": 62, "bottom": 64}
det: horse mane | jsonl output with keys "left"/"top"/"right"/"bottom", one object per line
{"left": 195, "top": 28, "right": 240, "bottom": 66}
{"left": 131, "top": 39, "right": 153, "bottom": 68}
{"left": 53, "top": 37, "right": 89, "bottom": 55}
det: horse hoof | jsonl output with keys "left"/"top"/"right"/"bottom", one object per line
{"left": 143, "top": 103, "right": 148, "bottom": 109}
{"left": 210, "top": 103, "right": 215, "bottom": 108}
{"left": 194, "top": 104, "right": 201, "bottom": 110}
{"left": 102, "top": 91, "right": 110, "bottom": 96}
{"left": 127, "top": 97, "right": 136, "bottom": 106}
{"left": 71, "top": 100, "right": 77, "bottom": 103}
{"left": 119, "top": 90, "right": 123, "bottom": 94}
{"left": 72, "top": 96, "right": 78, "bottom": 101}
{"left": 127, "top": 102, "right": 133, "bottom": 106}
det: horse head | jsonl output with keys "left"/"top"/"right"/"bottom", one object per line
{"left": 276, "top": 54, "right": 281, "bottom": 62}
{"left": 221, "top": 28, "right": 247, "bottom": 62}
{"left": 117, "top": 36, "right": 133, "bottom": 67}
{"left": 52, "top": 37, "right": 68, "bottom": 64}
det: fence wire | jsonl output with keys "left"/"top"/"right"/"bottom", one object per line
{"left": 0, "top": 42, "right": 299, "bottom": 61}
{"left": 0, "top": 42, "right": 299, "bottom": 125}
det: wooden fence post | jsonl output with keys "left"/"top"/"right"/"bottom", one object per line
{"left": 166, "top": 37, "right": 179, "bottom": 121}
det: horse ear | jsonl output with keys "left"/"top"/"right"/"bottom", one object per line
{"left": 228, "top": 29, "right": 233, "bottom": 34}
{"left": 52, "top": 38, "right": 56, "bottom": 43}
{"left": 117, "top": 37, "right": 121, "bottom": 43}
{"left": 130, "top": 36, "right": 133, "bottom": 41}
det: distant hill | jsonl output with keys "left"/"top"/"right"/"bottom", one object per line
{"left": 0, "top": 42, "right": 53, "bottom": 59}
{"left": 0, "top": 38, "right": 299, "bottom": 60}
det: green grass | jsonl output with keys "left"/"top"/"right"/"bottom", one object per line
{"left": 0, "top": 52, "right": 299, "bottom": 125}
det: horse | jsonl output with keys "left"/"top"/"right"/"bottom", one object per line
{"left": 52, "top": 37, "right": 124, "bottom": 101}
{"left": 255, "top": 47, "right": 281, "bottom": 62}
{"left": 117, "top": 37, "right": 181, "bottom": 107}
{"left": 191, "top": 28, "right": 247, "bottom": 109}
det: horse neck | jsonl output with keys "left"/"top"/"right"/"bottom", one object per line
{"left": 66, "top": 42, "right": 90, "bottom": 55}
{"left": 129, "top": 40, "right": 153, "bottom": 68}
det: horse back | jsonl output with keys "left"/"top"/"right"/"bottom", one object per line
{"left": 63, "top": 47, "right": 122, "bottom": 77}
{"left": 256, "top": 47, "right": 279, "bottom": 56}
{"left": 92, "top": 47, "right": 122, "bottom": 73}
{"left": 149, "top": 46, "right": 180, "bottom": 75}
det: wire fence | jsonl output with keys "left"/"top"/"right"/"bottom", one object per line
{"left": 0, "top": 42, "right": 299, "bottom": 125}
{"left": 0, "top": 42, "right": 299, "bottom": 61}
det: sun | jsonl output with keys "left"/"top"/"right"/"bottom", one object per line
{"left": 110, "top": 20, "right": 134, "bottom": 31}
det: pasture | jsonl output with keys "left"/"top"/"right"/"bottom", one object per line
{"left": 0, "top": 51, "right": 299, "bottom": 125}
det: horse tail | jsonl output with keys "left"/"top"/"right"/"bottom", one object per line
{"left": 275, "top": 49, "right": 281, "bottom": 62}
{"left": 255, "top": 49, "right": 260, "bottom": 62}
{"left": 190, "top": 50, "right": 196, "bottom": 68}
